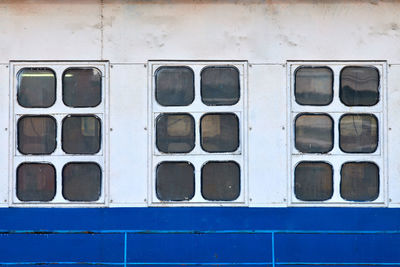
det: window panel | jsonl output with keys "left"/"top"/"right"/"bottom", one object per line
{"left": 62, "top": 162, "right": 101, "bottom": 201}
{"left": 18, "top": 116, "right": 57, "bottom": 155}
{"left": 201, "top": 66, "right": 240, "bottom": 106}
{"left": 295, "top": 114, "right": 333, "bottom": 153}
{"left": 17, "top": 68, "right": 56, "bottom": 108}
{"left": 155, "top": 66, "right": 194, "bottom": 106}
{"left": 62, "top": 115, "right": 101, "bottom": 154}
{"left": 156, "top": 113, "right": 195, "bottom": 153}
{"left": 340, "top": 162, "right": 379, "bottom": 201}
{"left": 295, "top": 162, "right": 333, "bottom": 201}
{"left": 339, "top": 114, "right": 378, "bottom": 153}
{"left": 295, "top": 67, "right": 333, "bottom": 106}
{"left": 156, "top": 162, "right": 195, "bottom": 201}
{"left": 63, "top": 68, "right": 102, "bottom": 107}
{"left": 340, "top": 66, "right": 379, "bottom": 106}
{"left": 201, "top": 161, "right": 240, "bottom": 201}
{"left": 201, "top": 113, "right": 239, "bottom": 153}
{"left": 17, "top": 163, "right": 56, "bottom": 201}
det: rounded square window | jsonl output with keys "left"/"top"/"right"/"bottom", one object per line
{"left": 63, "top": 68, "right": 102, "bottom": 107}
{"left": 340, "top": 162, "right": 379, "bottom": 201}
{"left": 295, "top": 161, "right": 333, "bottom": 201}
{"left": 201, "top": 161, "right": 240, "bottom": 201}
{"left": 340, "top": 66, "right": 379, "bottom": 106}
{"left": 201, "top": 113, "right": 239, "bottom": 153}
{"left": 295, "top": 67, "right": 333, "bottom": 106}
{"left": 201, "top": 66, "right": 240, "bottom": 106}
{"left": 339, "top": 114, "right": 378, "bottom": 153}
{"left": 17, "top": 68, "right": 56, "bottom": 108}
{"left": 62, "top": 162, "right": 101, "bottom": 201}
{"left": 62, "top": 115, "right": 101, "bottom": 154}
{"left": 17, "top": 115, "right": 57, "bottom": 155}
{"left": 156, "top": 161, "right": 195, "bottom": 201}
{"left": 295, "top": 114, "right": 333, "bottom": 153}
{"left": 17, "top": 163, "right": 56, "bottom": 201}
{"left": 155, "top": 66, "right": 194, "bottom": 106}
{"left": 156, "top": 113, "right": 195, "bottom": 153}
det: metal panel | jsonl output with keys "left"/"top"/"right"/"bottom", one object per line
{"left": 0, "top": 65, "right": 9, "bottom": 207}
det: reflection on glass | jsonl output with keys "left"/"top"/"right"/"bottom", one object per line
{"left": 62, "top": 162, "right": 101, "bottom": 201}
{"left": 62, "top": 115, "right": 101, "bottom": 154}
{"left": 295, "top": 67, "right": 333, "bottom": 106}
{"left": 17, "top": 163, "right": 56, "bottom": 201}
{"left": 201, "top": 161, "right": 240, "bottom": 201}
{"left": 295, "top": 114, "right": 333, "bottom": 153}
{"left": 201, "top": 113, "right": 239, "bottom": 153}
{"left": 155, "top": 66, "right": 194, "bottom": 106}
{"left": 17, "top": 68, "right": 56, "bottom": 108}
{"left": 156, "top": 113, "right": 195, "bottom": 153}
{"left": 156, "top": 162, "right": 195, "bottom": 201}
{"left": 341, "top": 162, "right": 379, "bottom": 201}
{"left": 63, "top": 68, "right": 102, "bottom": 107}
{"left": 18, "top": 116, "right": 56, "bottom": 155}
{"left": 295, "top": 162, "right": 333, "bottom": 201}
{"left": 201, "top": 66, "right": 240, "bottom": 106}
{"left": 340, "top": 66, "right": 379, "bottom": 106}
{"left": 339, "top": 114, "right": 378, "bottom": 153}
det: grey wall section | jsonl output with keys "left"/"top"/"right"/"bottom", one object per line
{"left": 1, "top": 0, "right": 400, "bottom": 63}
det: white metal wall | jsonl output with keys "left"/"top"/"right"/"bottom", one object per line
{"left": 0, "top": 0, "right": 399, "bottom": 206}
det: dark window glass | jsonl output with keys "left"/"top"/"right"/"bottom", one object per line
{"left": 341, "top": 162, "right": 379, "bottom": 201}
{"left": 62, "top": 162, "right": 101, "bottom": 201}
{"left": 17, "top": 68, "right": 56, "bottom": 108}
{"left": 156, "top": 162, "right": 195, "bottom": 201}
{"left": 18, "top": 116, "right": 56, "bottom": 155}
{"left": 63, "top": 68, "right": 102, "bottom": 107}
{"left": 295, "top": 114, "right": 333, "bottom": 153}
{"left": 156, "top": 113, "right": 195, "bottom": 153}
{"left": 295, "top": 67, "right": 333, "bottom": 106}
{"left": 340, "top": 66, "right": 379, "bottom": 106}
{"left": 201, "top": 113, "right": 239, "bottom": 153}
{"left": 295, "top": 162, "right": 333, "bottom": 201}
{"left": 339, "top": 114, "right": 378, "bottom": 153}
{"left": 155, "top": 66, "right": 194, "bottom": 106}
{"left": 17, "top": 163, "right": 56, "bottom": 201}
{"left": 201, "top": 161, "right": 240, "bottom": 201}
{"left": 62, "top": 115, "right": 101, "bottom": 154}
{"left": 201, "top": 66, "right": 240, "bottom": 106}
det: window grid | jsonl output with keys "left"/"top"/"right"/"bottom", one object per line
{"left": 149, "top": 61, "right": 248, "bottom": 206}
{"left": 288, "top": 61, "right": 387, "bottom": 206}
{"left": 9, "top": 62, "right": 109, "bottom": 206}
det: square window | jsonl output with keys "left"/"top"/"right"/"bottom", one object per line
{"left": 156, "top": 113, "right": 195, "bottom": 153}
{"left": 156, "top": 162, "right": 195, "bottom": 201}
{"left": 201, "top": 113, "right": 239, "bottom": 153}
{"left": 62, "top": 115, "right": 101, "bottom": 154}
{"left": 339, "top": 114, "right": 378, "bottom": 153}
{"left": 17, "top": 68, "right": 56, "bottom": 108}
{"left": 295, "top": 162, "right": 333, "bottom": 201}
{"left": 17, "top": 116, "right": 57, "bottom": 155}
{"left": 63, "top": 68, "right": 102, "bottom": 107}
{"left": 295, "top": 67, "right": 333, "bottom": 106}
{"left": 295, "top": 114, "right": 333, "bottom": 153}
{"left": 201, "top": 66, "right": 240, "bottom": 106}
{"left": 17, "top": 163, "right": 56, "bottom": 201}
{"left": 340, "top": 66, "right": 379, "bottom": 106}
{"left": 62, "top": 162, "right": 101, "bottom": 201}
{"left": 201, "top": 161, "right": 240, "bottom": 201}
{"left": 155, "top": 66, "right": 194, "bottom": 106}
{"left": 340, "top": 162, "right": 379, "bottom": 201}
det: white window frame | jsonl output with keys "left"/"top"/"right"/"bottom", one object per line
{"left": 148, "top": 61, "right": 248, "bottom": 206}
{"left": 287, "top": 61, "right": 388, "bottom": 207}
{"left": 9, "top": 61, "right": 110, "bottom": 207}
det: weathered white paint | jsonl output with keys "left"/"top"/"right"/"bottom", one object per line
{"left": 0, "top": 0, "right": 398, "bottom": 206}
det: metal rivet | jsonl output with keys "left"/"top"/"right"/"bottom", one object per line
{"left": 144, "top": 127, "right": 147, "bottom": 131}
{"left": 110, "top": 128, "right": 113, "bottom": 131}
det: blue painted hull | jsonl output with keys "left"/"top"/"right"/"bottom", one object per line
{"left": 0, "top": 208, "right": 399, "bottom": 266}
